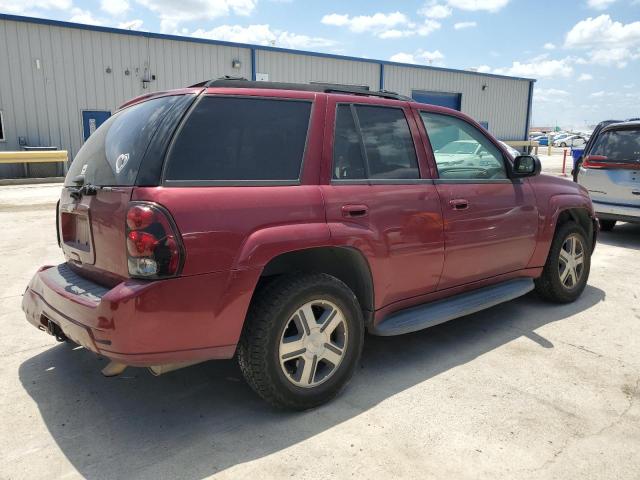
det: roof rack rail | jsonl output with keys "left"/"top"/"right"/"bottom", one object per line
{"left": 189, "top": 77, "right": 413, "bottom": 101}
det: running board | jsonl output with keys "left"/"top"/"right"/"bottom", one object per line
{"left": 370, "top": 278, "right": 534, "bottom": 336}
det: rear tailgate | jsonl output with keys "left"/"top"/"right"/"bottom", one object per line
{"left": 580, "top": 126, "right": 640, "bottom": 208}
{"left": 60, "top": 92, "right": 196, "bottom": 284}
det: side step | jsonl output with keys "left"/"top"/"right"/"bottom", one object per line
{"left": 370, "top": 278, "right": 534, "bottom": 336}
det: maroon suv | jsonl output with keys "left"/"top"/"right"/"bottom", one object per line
{"left": 22, "top": 79, "right": 597, "bottom": 409}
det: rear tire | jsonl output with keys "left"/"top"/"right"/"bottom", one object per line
{"left": 599, "top": 219, "right": 616, "bottom": 231}
{"left": 238, "top": 273, "right": 364, "bottom": 410}
{"left": 561, "top": 142, "right": 567, "bottom": 148}
{"left": 535, "top": 221, "right": 591, "bottom": 303}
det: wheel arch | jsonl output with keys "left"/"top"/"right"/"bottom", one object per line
{"left": 528, "top": 194, "right": 597, "bottom": 268}
{"left": 258, "top": 246, "right": 375, "bottom": 326}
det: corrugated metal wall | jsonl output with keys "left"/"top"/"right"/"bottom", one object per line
{"left": 0, "top": 16, "right": 532, "bottom": 179}
{"left": 384, "top": 65, "right": 530, "bottom": 141}
{"left": 0, "top": 18, "right": 251, "bottom": 177}
{"left": 256, "top": 50, "right": 380, "bottom": 89}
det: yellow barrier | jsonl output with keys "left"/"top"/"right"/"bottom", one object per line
{"left": 0, "top": 151, "right": 68, "bottom": 164}
{"left": 503, "top": 141, "right": 540, "bottom": 155}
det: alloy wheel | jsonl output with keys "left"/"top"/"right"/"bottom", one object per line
{"left": 278, "top": 300, "right": 348, "bottom": 388}
{"left": 558, "top": 234, "right": 585, "bottom": 289}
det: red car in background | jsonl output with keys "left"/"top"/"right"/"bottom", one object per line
{"left": 22, "top": 79, "right": 597, "bottom": 409}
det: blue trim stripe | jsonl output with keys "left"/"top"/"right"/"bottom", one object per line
{"left": 0, "top": 13, "right": 537, "bottom": 84}
{"left": 251, "top": 48, "right": 256, "bottom": 81}
{"left": 524, "top": 81, "right": 534, "bottom": 140}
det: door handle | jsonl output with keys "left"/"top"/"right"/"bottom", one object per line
{"left": 342, "top": 204, "right": 369, "bottom": 218}
{"left": 449, "top": 199, "right": 469, "bottom": 210}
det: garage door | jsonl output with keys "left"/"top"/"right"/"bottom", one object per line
{"left": 412, "top": 91, "right": 462, "bottom": 111}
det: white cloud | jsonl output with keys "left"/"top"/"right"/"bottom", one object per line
{"left": 136, "top": 0, "right": 257, "bottom": 32}
{"left": 564, "top": 15, "right": 640, "bottom": 68}
{"left": 454, "top": 21, "right": 477, "bottom": 29}
{"left": 446, "top": 0, "right": 509, "bottom": 12}
{"left": 474, "top": 64, "right": 492, "bottom": 73}
{"left": 543, "top": 42, "right": 556, "bottom": 50}
{"left": 101, "top": 0, "right": 130, "bottom": 16}
{"left": 321, "top": 12, "right": 408, "bottom": 33}
{"left": 69, "top": 8, "right": 104, "bottom": 25}
{"left": 0, "top": 0, "right": 71, "bottom": 14}
{"left": 577, "top": 73, "right": 593, "bottom": 81}
{"left": 590, "top": 90, "right": 613, "bottom": 97}
{"left": 118, "top": 18, "right": 144, "bottom": 30}
{"left": 322, "top": 12, "right": 440, "bottom": 38}
{"left": 535, "top": 88, "right": 570, "bottom": 103}
{"left": 493, "top": 58, "right": 573, "bottom": 78}
{"left": 191, "top": 24, "right": 336, "bottom": 49}
{"left": 419, "top": 2, "right": 452, "bottom": 19}
{"left": 565, "top": 15, "right": 640, "bottom": 48}
{"left": 390, "top": 49, "right": 445, "bottom": 66}
{"left": 586, "top": 0, "right": 616, "bottom": 10}
{"left": 537, "top": 88, "right": 569, "bottom": 96}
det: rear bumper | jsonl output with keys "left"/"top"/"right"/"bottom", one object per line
{"left": 593, "top": 200, "right": 640, "bottom": 223}
{"left": 22, "top": 263, "right": 255, "bottom": 366}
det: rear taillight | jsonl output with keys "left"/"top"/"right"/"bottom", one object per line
{"left": 125, "top": 202, "right": 183, "bottom": 278}
{"left": 583, "top": 155, "right": 639, "bottom": 170}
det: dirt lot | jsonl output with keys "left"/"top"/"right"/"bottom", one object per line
{"left": 1, "top": 180, "right": 639, "bottom": 480}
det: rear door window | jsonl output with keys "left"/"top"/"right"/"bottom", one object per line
{"left": 165, "top": 97, "right": 312, "bottom": 182}
{"left": 591, "top": 128, "right": 640, "bottom": 164}
{"left": 65, "top": 95, "right": 191, "bottom": 186}
{"left": 332, "top": 104, "right": 419, "bottom": 181}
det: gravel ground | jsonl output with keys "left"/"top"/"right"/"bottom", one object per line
{"left": 0, "top": 177, "right": 638, "bottom": 480}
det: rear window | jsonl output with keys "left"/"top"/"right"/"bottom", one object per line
{"left": 65, "top": 95, "right": 190, "bottom": 187}
{"left": 591, "top": 128, "right": 640, "bottom": 163}
{"left": 165, "top": 96, "right": 312, "bottom": 182}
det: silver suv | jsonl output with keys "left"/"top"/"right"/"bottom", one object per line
{"left": 577, "top": 121, "right": 640, "bottom": 231}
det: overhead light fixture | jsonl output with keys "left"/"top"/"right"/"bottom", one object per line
{"left": 232, "top": 59, "right": 241, "bottom": 69}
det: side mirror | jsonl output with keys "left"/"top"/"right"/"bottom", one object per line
{"left": 512, "top": 154, "right": 541, "bottom": 177}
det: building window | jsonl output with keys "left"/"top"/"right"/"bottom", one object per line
{"left": 0, "top": 111, "right": 5, "bottom": 142}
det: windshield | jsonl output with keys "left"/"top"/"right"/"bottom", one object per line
{"left": 65, "top": 95, "right": 189, "bottom": 186}
{"left": 591, "top": 128, "right": 640, "bottom": 163}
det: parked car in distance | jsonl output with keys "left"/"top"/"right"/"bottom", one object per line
{"left": 554, "top": 135, "right": 586, "bottom": 148}
{"left": 533, "top": 135, "right": 549, "bottom": 146}
{"left": 576, "top": 120, "right": 640, "bottom": 230}
{"left": 22, "top": 79, "right": 598, "bottom": 409}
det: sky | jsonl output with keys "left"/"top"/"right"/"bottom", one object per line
{"left": 1, "top": 0, "right": 639, "bottom": 129}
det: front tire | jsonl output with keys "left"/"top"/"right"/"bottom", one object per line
{"left": 535, "top": 221, "right": 591, "bottom": 303}
{"left": 560, "top": 142, "right": 567, "bottom": 148}
{"left": 238, "top": 273, "right": 364, "bottom": 410}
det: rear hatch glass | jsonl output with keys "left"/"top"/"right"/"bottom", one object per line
{"left": 591, "top": 128, "right": 640, "bottom": 166}
{"left": 65, "top": 95, "right": 192, "bottom": 186}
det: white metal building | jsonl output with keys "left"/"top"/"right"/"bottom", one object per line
{"left": 0, "top": 13, "right": 535, "bottom": 178}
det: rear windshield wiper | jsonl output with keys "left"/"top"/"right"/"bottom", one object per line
{"left": 69, "top": 175, "right": 101, "bottom": 199}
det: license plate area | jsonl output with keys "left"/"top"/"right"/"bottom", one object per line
{"left": 59, "top": 204, "right": 96, "bottom": 264}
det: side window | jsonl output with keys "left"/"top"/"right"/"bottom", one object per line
{"left": 333, "top": 105, "right": 366, "bottom": 179}
{"left": 420, "top": 112, "right": 507, "bottom": 180}
{"left": 356, "top": 105, "right": 419, "bottom": 179}
{"left": 165, "top": 97, "right": 311, "bottom": 182}
{"left": 332, "top": 104, "right": 419, "bottom": 181}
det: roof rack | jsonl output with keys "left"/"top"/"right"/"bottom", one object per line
{"left": 189, "top": 76, "right": 413, "bottom": 101}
